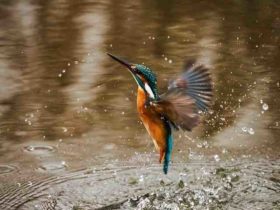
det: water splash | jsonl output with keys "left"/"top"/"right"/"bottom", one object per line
{"left": 262, "top": 103, "right": 269, "bottom": 111}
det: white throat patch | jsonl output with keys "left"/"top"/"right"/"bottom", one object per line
{"left": 144, "top": 83, "right": 155, "bottom": 99}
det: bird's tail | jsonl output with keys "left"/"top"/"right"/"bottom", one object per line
{"left": 163, "top": 133, "right": 173, "bottom": 174}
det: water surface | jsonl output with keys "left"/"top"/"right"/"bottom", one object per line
{"left": 0, "top": 1, "right": 279, "bottom": 209}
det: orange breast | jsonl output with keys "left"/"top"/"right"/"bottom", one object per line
{"left": 137, "top": 87, "right": 167, "bottom": 151}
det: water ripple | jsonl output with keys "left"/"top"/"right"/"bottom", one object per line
{"left": 23, "top": 145, "right": 55, "bottom": 156}
{"left": 0, "top": 159, "right": 279, "bottom": 210}
{"left": 0, "top": 165, "right": 17, "bottom": 175}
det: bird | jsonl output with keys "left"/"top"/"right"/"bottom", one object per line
{"left": 108, "top": 53, "right": 212, "bottom": 174}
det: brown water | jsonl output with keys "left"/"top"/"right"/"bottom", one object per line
{"left": 0, "top": 1, "right": 279, "bottom": 209}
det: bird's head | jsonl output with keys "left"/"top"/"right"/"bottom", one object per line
{"left": 108, "top": 53, "right": 159, "bottom": 99}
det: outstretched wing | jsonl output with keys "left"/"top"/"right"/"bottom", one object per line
{"left": 168, "top": 59, "right": 212, "bottom": 111}
{"left": 151, "top": 59, "right": 212, "bottom": 131}
{"left": 152, "top": 90, "right": 200, "bottom": 131}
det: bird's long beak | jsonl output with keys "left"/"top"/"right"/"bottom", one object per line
{"left": 107, "top": 53, "right": 135, "bottom": 73}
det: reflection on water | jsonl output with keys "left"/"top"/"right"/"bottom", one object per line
{"left": 0, "top": 0, "right": 279, "bottom": 209}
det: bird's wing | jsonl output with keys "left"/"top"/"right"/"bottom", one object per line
{"left": 168, "top": 59, "right": 212, "bottom": 112}
{"left": 151, "top": 90, "right": 199, "bottom": 131}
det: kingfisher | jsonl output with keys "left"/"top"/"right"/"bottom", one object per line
{"left": 108, "top": 53, "right": 212, "bottom": 174}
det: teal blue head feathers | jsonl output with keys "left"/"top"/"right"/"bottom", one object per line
{"left": 107, "top": 53, "right": 159, "bottom": 99}
{"left": 134, "top": 64, "right": 159, "bottom": 99}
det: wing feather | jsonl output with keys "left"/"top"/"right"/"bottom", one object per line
{"left": 152, "top": 90, "right": 199, "bottom": 131}
{"left": 168, "top": 60, "right": 213, "bottom": 112}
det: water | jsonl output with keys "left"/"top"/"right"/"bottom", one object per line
{"left": 0, "top": 1, "right": 279, "bottom": 209}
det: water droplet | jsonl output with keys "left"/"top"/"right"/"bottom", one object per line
{"left": 248, "top": 128, "right": 255, "bottom": 135}
{"left": 74, "top": 60, "right": 79, "bottom": 65}
{"left": 262, "top": 103, "right": 268, "bottom": 111}
{"left": 67, "top": 63, "right": 71, "bottom": 66}
{"left": 164, "top": 57, "right": 168, "bottom": 61}
{"left": 62, "top": 127, "right": 68, "bottom": 133}
{"left": 168, "top": 59, "right": 172, "bottom": 64}
{"left": 139, "top": 175, "right": 144, "bottom": 182}
{"left": 242, "top": 127, "right": 247, "bottom": 132}
{"left": 203, "top": 141, "right": 209, "bottom": 148}
{"left": 58, "top": 73, "right": 62, "bottom": 77}
{"left": 62, "top": 69, "right": 66, "bottom": 73}
{"left": 214, "top": 154, "right": 220, "bottom": 162}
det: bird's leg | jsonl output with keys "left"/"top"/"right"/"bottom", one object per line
{"left": 159, "top": 149, "right": 165, "bottom": 164}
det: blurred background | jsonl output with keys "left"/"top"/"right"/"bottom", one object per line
{"left": 0, "top": 0, "right": 279, "bottom": 209}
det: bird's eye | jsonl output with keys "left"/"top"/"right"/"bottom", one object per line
{"left": 134, "top": 69, "right": 141, "bottom": 74}
{"left": 131, "top": 65, "right": 141, "bottom": 73}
